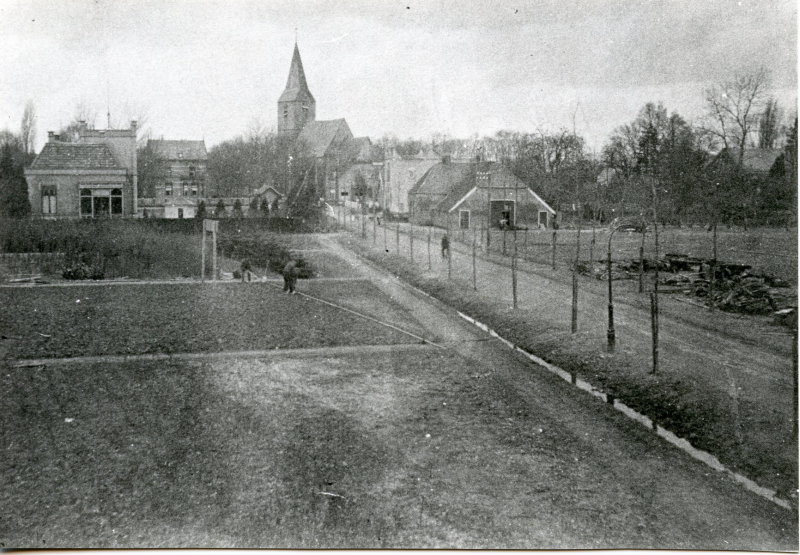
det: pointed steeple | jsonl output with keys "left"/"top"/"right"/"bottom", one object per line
{"left": 279, "top": 42, "right": 315, "bottom": 104}
{"left": 278, "top": 42, "right": 316, "bottom": 136}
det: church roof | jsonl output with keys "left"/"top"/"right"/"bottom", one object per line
{"left": 278, "top": 43, "right": 315, "bottom": 104}
{"left": 28, "top": 142, "right": 124, "bottom": 171}
{"left": 296, "top": 119, "right": 352, "bottom": 158}
{"left": 148, "top": 140, "right": 207, "bottom": 160}
{"left": 343, "top": 136, "right": 376, "bottom": 162}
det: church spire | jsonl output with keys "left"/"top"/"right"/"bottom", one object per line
{"left": 282, "top": 42, "right": 311, "bottom": 97}
{"left": 278, "top": 42, "right": 316, "bottom": 136}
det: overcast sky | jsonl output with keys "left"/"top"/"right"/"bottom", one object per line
{"left": 1, "top": 0, "right": 796, "bottom": 152}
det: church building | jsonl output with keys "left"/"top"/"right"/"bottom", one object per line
{"left": 276, "top": 43, "right": 379, "bottom": 209}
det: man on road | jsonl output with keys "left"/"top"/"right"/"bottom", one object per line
{"left": 441, "top": 233, "right": 450, "bottom": 260}
{"left": 282, "top": 259, "right": 298, "bottom": 294}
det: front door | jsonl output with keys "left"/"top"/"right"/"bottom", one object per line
{"left": 93, "top": 196, "right": 110, "bottom": 217}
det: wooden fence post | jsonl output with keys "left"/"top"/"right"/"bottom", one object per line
{"left": 651, "top": 292, "right": 659, "bottom": 375}
{"left": 410, "top": 220, "right": 414, "bottom": 261}
{"left": 447, "top": 222, "right": 452, "bottom": 281}
{"left": 551, "top": 230, "right": 557, "bottom": 270}
{"left": 472, "top": 234, "right": 477, "bottom": 291}
{"left": 512, "top": 231, "right": 518, "bottom": 309}
{"left": 427, "top": 228, "right": 432, "bottom": 270}
{"left": 396, "top": 220, "right": 400, "bottom": 254}
{"left": 201, "top": 228, "right": 206, "bottom": 282}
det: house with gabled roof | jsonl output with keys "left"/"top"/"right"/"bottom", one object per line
{"left": 409, "top": 159, "right": 555, "bottom": 230}
{"left": 25, "top": 121, "right": 138, "bottom": 218}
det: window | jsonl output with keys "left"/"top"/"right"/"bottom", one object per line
{"left": 165, "top": 182, "right": 172, "bottom": 196}
{"left": 80, "top": 188, "right": 122, "bottom": 218}
{"left": 189, "top": 165, "right": 195, "bottom": 179}
{"left": 81, "top": 188, "right": 93, "bottom": 217}
{"left": 111, "top": 189, "right": 123, "bottom": 216}
{"left": 284, "top": 107, "right": 289, "bottom": 122}
{"left": 182, "top": 180, "right": 189, "bottom": 196}
{"left": 191, "top": 182, "right": 198, "bottom": 196}
{"left": 459, "top": 210, "right": 470, "bottom": 229}
{"left": 41, "top": 186, "right": 57, "bottom": 214}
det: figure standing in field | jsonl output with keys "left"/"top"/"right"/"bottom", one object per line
{"left": 282, "top": 259, "right": 298, "bottom": 294}
{"left": 441, "top": 233, "right": 450, "bottom": 260}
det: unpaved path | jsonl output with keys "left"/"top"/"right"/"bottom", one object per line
{"left": 357, "top": 223, "right": 796, "bottom": 493}
{"left": 319, "top": 234, "right": 797, "bottom": 550}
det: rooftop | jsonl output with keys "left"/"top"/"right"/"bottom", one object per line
{"left": 28, "top": 142, "right": 124, "bottom": 171}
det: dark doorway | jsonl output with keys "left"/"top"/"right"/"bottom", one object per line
{"left": 490, "top": 200, "right": 515, "bottom": 229}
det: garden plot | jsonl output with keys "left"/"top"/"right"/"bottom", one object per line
{"left": 0, "top": 281, "right": 425, "bottom": 360}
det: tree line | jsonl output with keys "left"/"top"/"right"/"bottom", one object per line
{"left": 1, "top": 68, "right": 796, "bottom": 227}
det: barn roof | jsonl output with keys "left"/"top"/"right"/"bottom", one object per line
{"left": 408, "top": 161, "right": 474, "bottom": 197}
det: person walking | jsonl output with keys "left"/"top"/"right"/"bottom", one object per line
{"left": 282, "top": 259, "right": 298, "bottom": 294}
{"left": 441, "top": 233, "right": 450, "bottom": 260}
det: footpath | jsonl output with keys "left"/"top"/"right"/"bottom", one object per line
{"left": 337, "top": 221, "right": 797, "bottom": 503}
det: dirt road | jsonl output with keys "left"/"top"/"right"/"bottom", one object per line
{"left": 353, "top": 223, "right": 796, "bottom": 495}
{"left": 319, "top": 234, "right": 796, "bottom": 549}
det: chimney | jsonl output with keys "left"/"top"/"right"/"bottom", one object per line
{"left": 47, "top": 131, "right": 55, "bottom": 141}
{"left": 442, "top": 155, "right": 451, "bottom": 164}
{"left": 131, "top": 120, "right": 138, "bottom": 133}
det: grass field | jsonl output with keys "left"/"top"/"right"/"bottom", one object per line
{"left": 410, "top": 223, "right": 798, "bottom": 284}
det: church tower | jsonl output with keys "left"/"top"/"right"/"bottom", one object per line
{"left": 278, "top": 43, "right": 316, "bottom": 138}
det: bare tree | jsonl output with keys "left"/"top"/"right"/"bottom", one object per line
{"left": 758, "top": 98, "right": 783, "bottom": 149}
{"left": 703, "top": 67, "right": 771, "bottom": 163}
{"left": 20, "top": 101, "right": 36, "bottom": 155}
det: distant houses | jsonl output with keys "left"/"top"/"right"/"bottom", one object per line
{"left": 25, "top": 121, "right": 138, "bottom": 219}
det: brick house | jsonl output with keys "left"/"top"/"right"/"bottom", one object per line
{"left": 24, "top": 121, "right": 138, "bottom": 218}
{"left": 138, "top": 139, "right": 207, "bottom": 219}
{"left": 409, "top": 160, "right": 555, "bottom": 230}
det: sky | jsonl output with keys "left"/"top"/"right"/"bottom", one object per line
{"left": 0, "top": 0, "right": 796, "bottom": 153}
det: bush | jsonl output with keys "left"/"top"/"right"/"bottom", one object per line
{"left": 0, "top": 219, "right": 201, "bottom": 279}
{"left": 218, "top": 234, "right": 314, "bottom": 278}
{"left": 62, "top": 261, "right": 104, "bottom": 280}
